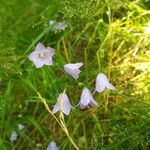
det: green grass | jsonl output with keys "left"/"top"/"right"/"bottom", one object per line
{"left": 0, "top": 0, "right": 150, "bottom": 149}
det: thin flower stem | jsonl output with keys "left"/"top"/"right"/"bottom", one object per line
{"left": 104, "top": 4, "right": 113, "bottom": 116}
{"left": 37, "top": 92, "right": 62, "bottom": 127}
{"left": 92, "top": 90, "right": 96, "bottom": 95}
{"left": 104, "top": 91, "right": 108, "bottom": 117}
{"left": 59, "top": 90, "right": 79, "bottom": 150}
{"left": 38, "top": 92, "right": 79, "bottom": 150}
{"left": 59, "top": 113, "right": 79, "bottom": 150}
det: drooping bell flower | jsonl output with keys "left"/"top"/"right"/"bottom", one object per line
{"left": 52, "top": 92, "right": 72, "bottom": 115}
{"left": 96, "top": 73, "right": 115, "bottom": 93}
{"left": 49, "top": 20, "right": 68, "bottom": 31}
{"left": 46, "top": 141, "right": 59, "bottom": 150}
{"left": 28, "top": 42, "right": 55, "bottom": 68}
{"left": 79, "top": 88, "right": 98, "bottom": 109}
{"left": 10, "top": 131, "right": 17, "bottom": 142}
{"left": 64, "top": 62, "right": 83, "bottom": 79}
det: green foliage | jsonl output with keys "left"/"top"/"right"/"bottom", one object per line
{"left": 0, "top": 0, "right": 150, "bottom": 149}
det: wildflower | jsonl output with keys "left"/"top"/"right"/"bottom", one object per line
{"left": 18, "top": 124, "right": 25, "bottom": 130}
{"left": 49, "top": 20, "right": 55, "bottom": 25}
{"left": 79, "top": 88, "right": 98, "bottom": 109}
{"left": 53, "top": 21, "right": 68, "bottom": 31}
{"left": 96, "top": 73, "right": 115, "bottom": 93}
{"left": 64, "top": 62, "right": 83, "bottom": 79}
{"left": 52, "top": 92, "right": 72, "bottom": 115}
{"left": 28, "top": 42, "right": 55, "bottom": 68}
{"left": 10, "top": 131, "right": 17, "bottom": 142}
{"left": 46, "top": 141, "right": 59, "bottom": 150}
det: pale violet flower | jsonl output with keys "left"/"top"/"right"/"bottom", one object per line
{"left": 10, "top": 131, "right": 17, "bottom": 142}
{"left": 49, "top": 20, "right": 68, "bottom": 31}
{"left": 46, "top": 141, "right": 59, "bottom": 150}
{"left": 53, "top": 21, "right": 68, "bottom": 31}
{"left": 18, "top": 124, "right": 25, "bottom": 130}
{"left": 52, "top": 92, "right": 72, "bottom": 115}
{"left": 64, "top": 62, "right": 83, "bottom": 79}
{"left": 79, "top": 88, "right": 98, "bottom": 109}
{"left": 28, "top": 42, "right": 55, "bottom": 68}
{"left": 96, "top": 73, "right": 115, "bottom": 93}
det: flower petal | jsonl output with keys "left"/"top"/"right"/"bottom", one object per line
{"left": 28, "top": 51, "right": 44, "bottom": 68}
{"left": 79, "top": 88, "right": 97, "bottom": 109}
{"left": 62, "top": 103, "right": 71, "bottom": 115}
{"left": 34, "top": 60, "right": 44, "bottom": 68}
{"left": 44, "top": 58, "right": 53, "bottom": 66}
{"left": 96, "top": 77, "right": 106, "bottom": 92}
{"left": 10, "top": 131, "right": 17, "bottom": 142}
{"left": 106, "top": 82, "right": 115, "bottom": 90}
{"left": 60, "top": 94, "right": 72, "bottom": 115}
{"left": 64, "top": 63, "right": 83, "bottom": 79}
{"left": 52, "top": 104, "right": 60, "bottom": 114}
{"left": 80, "top": 88, "right": 91, "bottom": 106}
{"left": 89, "top": 99, "right": 98, "bottom": 107}
{"left": 64, "top": 67, "right": 79, "bottom": 79}
{"left": 46, "top": 141, "right": 59, "bottom": 150}
{"left": 52, "top": 93, "right": 72, "bottom": 115}
{"left": 47, "top": 47, "right": 55, "bottom": 56}
{"left": 61, "top": 22, "right": 68, "bottom": 30}
{"left": 96, "top": 73, "right": 115, "bottom": 92}
{"left": 96, "top": 73, "right": 110, "bottom": 92}
{"left": 28, "top": 51, "right": 37, "bottom": 62}
{"left": 74, "top": 62, "right": 83, "bottom": 68}
{"left": 79, "top": 103, "right": 86, "bottom": 109}
{"left": 35, "top": 42, "right": 45, "bottom": 51}
{"left": 66, "top": 63, "right": 83, "bottom": 69}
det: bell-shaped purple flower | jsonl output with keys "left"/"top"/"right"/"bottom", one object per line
{"left": 28, "top": 42, "right": 55, "bottom": 68}
{"left": 54, "top": 22, "right": 68, "bottom": 31}
{"left": 10, "top": 131, "right": 17, "bottom": 142}
{"left": 52, "top": 93, "right": 72, "bottom": 115}
{"left": 96, "top": 73, "right": 115, "bottom": 93}
{"left": 64, "top": 62, "right": 83, "bottom": 79}
{"left": 49, "top": 20, "right": 68, "bottom": 31}
{"left": 79, "top": 88, "right": 98, "bottom": 109}
{"left": 46, "top": 141, "right": 59, "bottom": 150}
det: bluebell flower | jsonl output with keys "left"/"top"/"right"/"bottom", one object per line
{"left": 10, "top": 131, "right": 17, "bottom": 142}
{"left": 46, "top": 141, "right": 59, "bottom": 150}
{"left": 79, "top": 88, "right": 98, "bottom": 109}
{"left": 64, "top": 62, "right": 83, "bottom": 79}
{"left": 28, "top": 42, "right": 55, "bottom": 68}
{"left": 52, "top": 92, "right": 72, "bottom": 115}
{"left": 96, "top": 73, "right": 115, "bottom": 92}
{"left": 49, "top": 21, "right": 68, "bottom": 31}
{"left": 54, "top": 22, "right": 68, "bottom": 30}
